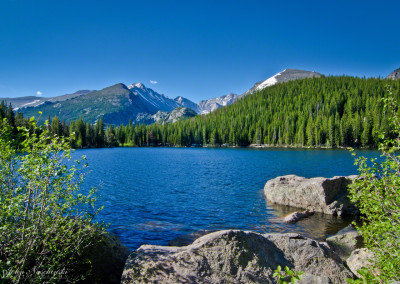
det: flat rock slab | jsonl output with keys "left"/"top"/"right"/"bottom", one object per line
{"left": 264, "top": 175, "right": 358, "bottom": 216}
{"left": 121, "top": 230, "right": 352, "bottom": 284}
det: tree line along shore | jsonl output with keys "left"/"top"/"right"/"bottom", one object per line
{"left": 1, "top": 76, "right": 399, "bottom": 149}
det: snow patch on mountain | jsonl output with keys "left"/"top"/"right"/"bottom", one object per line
{"left": 198, "top": 93, "right": 238, "bottom": 114}
{"left": 242, "top": 69, "right": 322, "bottom": 96}
{"left": 128, "top": 83, "right": 200, "bottom": 113}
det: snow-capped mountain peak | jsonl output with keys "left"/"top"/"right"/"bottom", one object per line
{"left": 128, "top": 83, "right": 145, "bottom": 89}
{"left": 242, "top": 69, "right": 322, "bottom": 96}
{"left": 175, "top": 96, "right": 184, "bottom": 104}
{"left": 126, "top": 82, "right": 200, "bottom": 114}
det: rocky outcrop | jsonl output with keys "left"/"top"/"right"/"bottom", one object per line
{"left": 198, "top": 93, "right": 238, "bottom": 114}
{"left": 83, "top": 232, "right": 131, "bottom": 284}
{"left": 346, "top": 248, "right": 375, "bottom": 278}
{"left": 387, "top": 67, "right": 400, "bottom": 79}
{"left": 326, "top": 225, "right": 363, "bottom": 260}
{"left": 283, "top": 210, "right": 314, "bottom": 223}
{"left": 264, "top": 175, "right": 358, "bottom": 216}
{"left": 121, "top": 230, "right": 353, "bottom": 283}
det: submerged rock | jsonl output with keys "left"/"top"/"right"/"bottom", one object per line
{"left": 264, "top": 175, "right": 358, "bottom": 216}
{"left": 283, "top": 210, "right": 314, "bottom": 223}
{"left": 121, "top": 230, "right": 352, "bottom": 283}
{"left": 326, "top": 224, "right": 363, "bottom": 260}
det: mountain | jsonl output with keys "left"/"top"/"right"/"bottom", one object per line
{"left": 137, "top": 107, "right": 197, "bottom": 124}
{"left": 0, "top": 90, "right": 93, "bottom": 110}
{"left": 242, "top": 69, "right": 322, "bottom": 96}
{"left": 387, "top": 67, "right": 400, "bottom": 79}
{"left": 20, "top": 84, "right": 153, "bottom": 125}
{"left": 0, "top": 96, "right": 47, "bottom": 110}
{"left": 198, "top": 93, "right": 238, "bottom": 114}
{"left": 46, "top": 90, "right": 93, "bottom": 103}
{"left": 129, "top": 83, "right": 179, "bottom": 112}
{"left": 174, "top": 96, "right": 201, "bottom": 113}
{"left": 17, "top": 83, "right": 200, "bottom": 125}
{"left": 128, "top": 83, "right": 200, "bottom": 114}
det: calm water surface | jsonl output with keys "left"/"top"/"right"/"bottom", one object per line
{"left": 72, "top": 147, "right": 379, "bottom": 250}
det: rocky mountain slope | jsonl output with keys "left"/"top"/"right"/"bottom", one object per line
{"left": 0, "top": 90, "right": 93, "bottom": 110}
{"left": 3, "top": 80, "right": 240, "bottom": 124}
{"left": 20, "top": 84, "right": 154, "bottom": 125}
{"left": 136, "top": 107, "right": 197, "bottom": 124}
{"left": 174, "top": 96, "right": 200, "bottom": 113}
{"left": 128, "top": 83, "right": 188, "bottom": 113}
{"left": 242, "top": 69, "right": 322, "bottom": 96}
{"left": 198, "top": 93, "right": 238, "bottom": 114}
{"left": 387, "top": 67, "right": 400, "bottom": 79}
{"left": 16, "top": 83, "right": 200, "bottom": 125}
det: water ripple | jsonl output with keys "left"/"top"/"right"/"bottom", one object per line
{"left": 73, "top": 147, "right": 378, "bottom": 250}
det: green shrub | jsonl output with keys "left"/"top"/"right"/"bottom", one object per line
{"left": 0, "top": 118, "right": 105, "bottom": 283}
{"left": 348, "top": 92, "right": 400, "bottom": 282}
{"left": 273, "top": 265, "right": 303, "bottom": 284}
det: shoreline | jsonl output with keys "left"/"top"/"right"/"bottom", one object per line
{"left": 73, "top": 143, "right": 378, "bottom": 150}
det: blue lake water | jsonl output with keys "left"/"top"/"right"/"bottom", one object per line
{"left": 72, "top": 147, "right": 379, "bottom": 250}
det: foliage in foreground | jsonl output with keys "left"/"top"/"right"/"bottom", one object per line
{"left": 348, "top": 93, "right": 400, "bottom": 282}
{"left": 273, "top": 265, "right": 303, "bottom": 284}
{"left": 0, "top": 118, "right": 105, "bottom": 283}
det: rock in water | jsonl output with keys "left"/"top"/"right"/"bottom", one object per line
{"left": 121, "top": 230, "right": 352, "bottom": 283}
{"left": 264, "top": 175, "right": 358, "bottom": 216}
{"left": 283, "top": 210, "right": 314, "bottom": 223}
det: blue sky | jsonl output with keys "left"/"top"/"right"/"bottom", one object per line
{"left": 1, "top": 0, "right": 399, "bottom": 102}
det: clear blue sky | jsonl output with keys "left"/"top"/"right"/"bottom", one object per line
{"left": 1, "top": 0, "right": 399, "bottom": 102}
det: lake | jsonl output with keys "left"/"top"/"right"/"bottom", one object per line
{"left": 72, "top": 147, "right": 379, "bottom": 250}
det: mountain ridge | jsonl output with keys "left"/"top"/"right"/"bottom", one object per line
{"left": 242, "top": 69, "right": 322, "bottom": 96}
{"left": 387, "top": 67, "right": 400, "bottom": 79}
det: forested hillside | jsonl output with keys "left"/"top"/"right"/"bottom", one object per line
{"left": 3, "top": 76, "right": 399, "bottom": 149}
{"left": 122, "top": 76, "right": 399, "bottom": 147}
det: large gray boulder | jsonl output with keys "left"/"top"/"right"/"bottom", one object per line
{"left": 264, "top": 175, "right": 358, "bottom": 216}
{"left": 121, "top": 230, "right": 353, "bottom": 283}
{"left": 346, "top": 248, "right": 375, "bottom": 278}
{"left": 326, "top": 225, "right": 363, "bottom": 260}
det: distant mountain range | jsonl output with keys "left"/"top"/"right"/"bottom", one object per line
{"left": 2, "top": 82, "right": 237, "bottom": 125}
{"left": 2, "top": 67, "right": 398, "bottom": 125}
{"left": 0, "top": 82, "right": 239, "bottom": 125}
